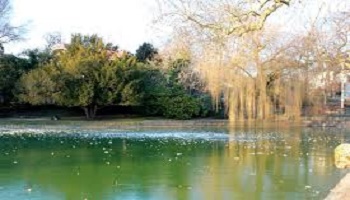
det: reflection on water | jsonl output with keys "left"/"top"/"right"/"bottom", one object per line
{"left": 0, "top": 127, "right": 349, "bottom": 200}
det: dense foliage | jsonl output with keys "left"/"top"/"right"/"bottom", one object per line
{"left": 2, "top": 34, "right": 211, "bottom": 119}
{"left": 0, "top": 54, "right": 36, "bottom": 104}
{"left": 135, "top": 43, "right": 158, "bottom": 62}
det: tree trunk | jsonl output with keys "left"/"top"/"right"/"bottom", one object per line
{"left": 239, "top": 88, "right": 245, "bottom": 121}
{"left": 228, "top": 89, "right": 237, "bottom": 121}
{"left": 83, "top": 105, "right": 98, "bottom": 120}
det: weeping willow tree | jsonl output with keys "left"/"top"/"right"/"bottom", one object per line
{"left": 157, "top": 0, "right": 350, "bottom": 121}
{"left": 156, "top": 0, "right": 295, "bottom": 121}
{"left": 194, "top": 29, "right": 305, "bottom": 121}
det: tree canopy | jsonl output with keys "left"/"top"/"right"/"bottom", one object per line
{"left": 136, "top": 42, "right": 158, "bottom": 62}
{"left": 18, "top": 35, "right": 146, "bottom": 119}
{"left": 0, "top": 54, "right": 30, "bottom": 103}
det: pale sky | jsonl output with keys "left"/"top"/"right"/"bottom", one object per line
{"left": 4, "top": 0, "right": 166, "bottom": 54}
{"left": 4, "top": 0, "right": 349, "bottom": 55}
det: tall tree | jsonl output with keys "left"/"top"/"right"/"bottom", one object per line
{"left": 157, "top": 0, "right": 290, "bottom": 37}
{"left": 18, "top": 34, "right": 144, "bottom": 119}
{"left": 0, "top": 54, "right": 30, "bottom": 103}
{"left": 136, "top": 43, "right": 158, "bottom": 62}
{"left": 0, "top": 0, "right": 25, "bottom": 44}
{"left": 156, "top": 0, "right": 292, "bottom": 121}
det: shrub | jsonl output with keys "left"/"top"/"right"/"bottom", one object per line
{"left": 162, "top": 94, "right": 200, "bottom": 120}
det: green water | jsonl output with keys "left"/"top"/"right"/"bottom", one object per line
{"left": 0, "top": 126, "right": 349, "bottom": 200}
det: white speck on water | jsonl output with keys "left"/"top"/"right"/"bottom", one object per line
{"left": 305, "top": 185, "right": 312, "bottom": 189}
{"left": 176, "top": 153, "right": 183, "bottom": 156}
{"left": 169, "top": 159, "right": 172, "bottom": 162}
{"left": 13, "top": 161, "right": 18, "bottom": 164}
{"left": 51, "top": 152, "right": 54, "bottom": 156}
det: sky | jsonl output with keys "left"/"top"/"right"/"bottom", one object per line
{"left": 3, "top": 0, "right": 349, "bottom": 55}
{"left": 4, "top": 0, "right": 166, "bottom": 55}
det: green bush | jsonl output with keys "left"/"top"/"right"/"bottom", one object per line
{"left": 162, "top": 94, "right": 200, "bottom": 120}
{"left": 197, "top": 94, "right": 212, "bottom": 117}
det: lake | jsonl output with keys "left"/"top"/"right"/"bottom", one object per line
{"left": 0, "top": 124, "right": 349, "bottom": 200}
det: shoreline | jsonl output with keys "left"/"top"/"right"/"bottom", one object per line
{"left": 1, "top": 116, "right": 350, "bottom": 129}
{"left": 325, "top": 173, "right": 350, "bottom": 200}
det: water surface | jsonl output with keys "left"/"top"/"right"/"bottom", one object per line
{"left": 0, "top": 126, "right": 349, "bottom": 200}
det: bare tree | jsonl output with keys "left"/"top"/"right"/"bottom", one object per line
{"left": 156, "top": 0, "right": 290, "bottom": 37}
{"left": 0, "top": 0, "right": 24, "bottom": 44}
{"left": 44, "top": 32, "right": 62, "bottom": 50}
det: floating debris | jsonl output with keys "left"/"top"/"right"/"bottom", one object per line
{"left": 305, "top": 185, "right": 312, "bottom": 189}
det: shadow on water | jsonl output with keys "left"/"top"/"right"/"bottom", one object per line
{"left": 0, "top": 124, "right": 349, "bottom": 200}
